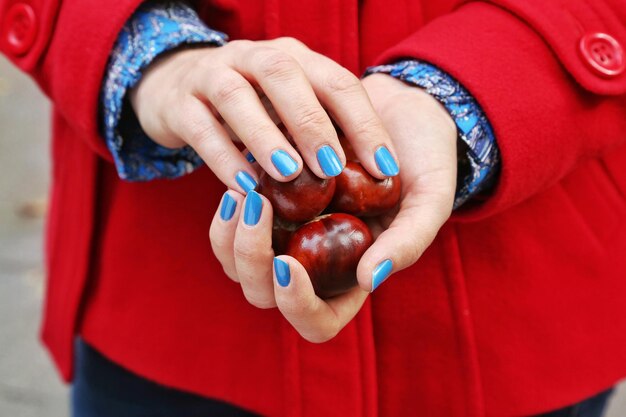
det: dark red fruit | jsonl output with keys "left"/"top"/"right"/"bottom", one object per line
{"left": 272, "top": 216, "right": 299, "bottom": 255}
{"left": 286, "top": 213, "right": 373, "bottom": 298}
{"left": 259, "top": 164, "right": 336, "bottom": 223}
{"left": 329, "top": 161, "right": 401, "bottom": 217}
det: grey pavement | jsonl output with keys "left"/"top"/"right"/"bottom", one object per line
{"left": 1, "top": 55, "right": 626, "bottom": 417}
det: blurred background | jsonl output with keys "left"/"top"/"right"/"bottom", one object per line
{"left": 1, "top": 54, "right": 626, "bottom": 417}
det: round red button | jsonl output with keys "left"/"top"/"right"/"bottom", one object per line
{"left": 1, "top": 3, "right": 37, "bottom": 56}
{"left": 579, "top": 32, "right": 625, "bottom": 77}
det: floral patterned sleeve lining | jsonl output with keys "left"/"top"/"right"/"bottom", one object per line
{"left": 101, "top": 1, "right": 228, "bottom": 181}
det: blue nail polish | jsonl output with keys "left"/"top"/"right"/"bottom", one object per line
{"left": 243, "top": 190, "right": 263, "bottom": 226}
{"left": 271, "top": 150, "right": 299, "bottom": 177}
{"left": 316, "top": 145, "right": 343, "bottom": 177}
{"left": 245, "top": 152, "right": 256, "bottom": 163}
{"left": 220, "top": 193, "right": 237, "bottom": 221}
{"left": 236, "top": 171, "right": 257, "bottom": 194}
{"left": 372, "top": 259, "right": 393, "bottom": 292}
{"left": 274, "top": 258, "right": 291, "bottom": 287}
{"left": 375, "top": 146, "right": 400, "bottom": 177}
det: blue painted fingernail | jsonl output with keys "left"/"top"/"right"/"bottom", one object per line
{"left": 271, "top": 150, "right": 299, "bottom": 177}
{"left": 375, "top": 146, "right": 399, "bottom": 177}
{"left": 245, "top": 152, "right": 256, "bottom": 163}
{"left": 236, "top": 171, "right": 257, "bottom": 194}
{"left": 372, "top": 259, "right": 393, "bottom": 292}
{"left": 316, "top": 145, "right": 343, "bottom": 177}
{"left": 243, "top": 190, "right": 263, "bottom": 226}
{"left": 220, "top": 193, "right": 237, "bottom": 221}
{"left": 274, "top": 257, "right": 291, "bottom": 287}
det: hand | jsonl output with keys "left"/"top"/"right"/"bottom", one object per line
{"left": 355, "top": 73, "right": 457, "bottom": 291}
{"left": 130, "top": 37, "right": 399, "bottom": 194}
{"left": 209, "top": 189, "right": 368, "bottom": 343}
{"left": 208, "top": 73, "right": 456, "bottom": 343}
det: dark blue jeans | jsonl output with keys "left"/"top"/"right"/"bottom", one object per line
{"left": 71, "top": 339, "right": 614, "bottom": 417}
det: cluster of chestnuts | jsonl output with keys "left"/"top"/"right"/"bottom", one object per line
{"left": 258, "top": 139, "right": 401, "bottom": 299}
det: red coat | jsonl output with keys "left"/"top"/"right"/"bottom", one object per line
{"left": 2, "top": 0, "right": 626, "bottom": 415}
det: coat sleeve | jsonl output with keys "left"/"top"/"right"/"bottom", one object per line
{"left": 372, "top": 0, "right": 626, "bottom": 219}
{"left": 0, "top": 0, "right": 145, "bottom": 160}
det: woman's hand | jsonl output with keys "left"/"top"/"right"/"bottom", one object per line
{"left": 130, "top": 37, "right": 399, "bottom": 193}
{"left": 208, "top": 72, "right": 457, "bottom": 343}
{"left": 356, "top": 73, "right": 457, "bottom": 291}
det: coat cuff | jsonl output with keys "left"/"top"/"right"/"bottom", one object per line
{"left": 101, "top": 1, "right": 227, "bottom": 181}
{"left": 373, "top": 1, "right": 626, "bottom": 220}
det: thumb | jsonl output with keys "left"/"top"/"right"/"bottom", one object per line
{"left": 356, "top": 194, "right": 452, "bottom": 293}
{"left": 273, "top": 256, "right": 368, "bottom": 343}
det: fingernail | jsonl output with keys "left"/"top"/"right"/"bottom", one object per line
{"left": 243, "top": 190, "right": 262, "bottom": 226}
{"left": 236, "top": 171, "right": 257, "bottom": 194}
{"left": 271, "top": 150, "right": 299, "bottom": 177}
{"left": 246, "top": 152, "right": 256, "bottom": 163}
{"left": 375, "top": 146, "right": 399, "bottom": 177}
{"left": 220, "top": 193, "right": 237, "bottom": 221}
{"left": 274, "top": 257, "right": 291, "bottom": 287}
{"left": 372, "top": 259, "right": 393, "bottom": 292}
{"left": 317, "top": 145, "right": 343, "bottom": 177}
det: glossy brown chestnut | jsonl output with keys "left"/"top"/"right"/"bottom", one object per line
{"left": 272, "top": 216, "right": 299, "bottom": 255}
{"left": 329, "top": 161, "right": 401, "bottom": 217}
{"left": 286, "top": 213, "right": 373, "bottom": 298}
{"left": 259, "top": 164, "right": 336, "bottom": 223}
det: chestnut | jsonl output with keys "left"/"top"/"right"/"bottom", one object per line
{"left": 271, "top": 216, "right": 299, "bottom": 255}
{"left": 286, "top": 213, "right": 373, "bottom": 298}
{"left": 259, "top": 164, "right": 336, "bottom": 223}
{"left": 329, "top": 161, "right": 401, "bottom": 217}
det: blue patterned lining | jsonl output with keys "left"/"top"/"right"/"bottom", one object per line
{"left": 101, "top": 2, "right": 228, "bottom": 181}
{"left": 366, "top": 61, "right": 501, "bottom": 208}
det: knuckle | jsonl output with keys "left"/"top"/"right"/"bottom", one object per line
{"left": 255, "top": 50, "right": 298, "bottom": 80}
{"left": 209, "top": 148, "right": 233, "bottom": 170}
{"left": 212, "top": 75, "right": 248, "bottom": 105}
{"left": 228, "top": 39, "right": 253, "bottom": 51}
{"left": 277, "top": 36, "right": 305, "bottom": 49}
{"left": 325, "top": 70, "right": 361, "bottom": 95}
{"left": 352, "top": 116, "right": 382, "bottom": 139}
{"left": 187, "top": 122, "right": 217, "bottom": 148}
{"left": 233, "top": 243, "right": 262, "bottom": 265}
{"left": 244, "top": 123, "right": 277, "bottom": 147}
{"left": 243, "top": 290, "right": 276, "bottom": 309}
{"left": 301, "top": 327, "right": 339, "bottom": 344}
{"left": 292, "top": 106, "right": 329, "bottom": 133}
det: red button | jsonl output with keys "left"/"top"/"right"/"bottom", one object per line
{"left": 1, "top": 3, "right": 37, "bottom": 56}
{"left": 579, "top": 32, "right": 625, "bottom": 78}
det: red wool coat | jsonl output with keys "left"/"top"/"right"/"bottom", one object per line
{"left": 2, "top": 0, "right": 626, "bottom": 415}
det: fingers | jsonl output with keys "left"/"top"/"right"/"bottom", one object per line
{"left": 210, "top": 191, "right": 245, "bottom": 281}
{"left": 231, "top": 44, "right": 344, "bottom": 179}
{"left": 272, "top": 256, "right": 369, "bottom": 343}
{"left": 266, "top": 40, "right": 398, "bottom": 180}
{"left": 195, "top": 67, "right": 304, "bottom": 182}
{"left": 356, "top": 191, "right": 454, "bottom": 293}
{"left": 166, "top": 96, "right": 259, "bottom": 194}
{"left": 233, "top": 191, "right": 277, "bottom": 309}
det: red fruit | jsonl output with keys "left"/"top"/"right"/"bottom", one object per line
{"left": 329, "top": 161, "right": 401, "bottom": 217}
{"left": 286, "top": 213, "right": 373, "bottom": 298}
{"left": 272, "top": 216, "right": 299, "bottom": 255}
{"left": 259, "top": 164, "right": 336, "bottom": 223}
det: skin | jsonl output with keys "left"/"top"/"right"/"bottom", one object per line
{"left": 131, "top": 37, "right": 399, "bottom": 191}
{"left": 133, "top": 39, "right": 457, "bottom": 343}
